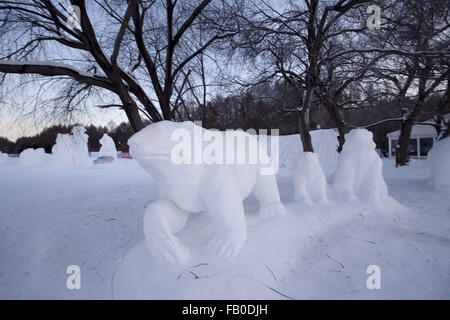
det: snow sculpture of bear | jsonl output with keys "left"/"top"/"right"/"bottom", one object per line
{"left": 292, "top": 152, "right": 327, "bottom": 204}
{"left": 128, "top": 121, "right": 285, "bottom": 264}
{"left": 332, "top": 129, "right": 388, "bottom": 202}
{"left": 98, "top": 134, "right": 117, "bottom": 159}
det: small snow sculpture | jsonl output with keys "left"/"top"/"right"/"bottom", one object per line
{"left": 98, "top": 134, "right": 117, "bottom": 159}
{"left": 71, "top": 126, "right": 91, "bottom": 166}
{"left": 52, "top": 126, "right": 92, "bottom": 166}
{"left": 20, "top": 148, "right": 46, "bottom": 165}
{"left": 332, "top": 129, "right": 388, "bottom": 202}
{"left": 292, "top": 152, "right": 327, "bottom": 204}
{"left": 279, "top": 129, "right": 339, "bottom": 179}
{"left": 428, "top": 137, "right": 450, "bottom": 193}
{"left": 128, "top": 121, "right": 285, "bottom": 264}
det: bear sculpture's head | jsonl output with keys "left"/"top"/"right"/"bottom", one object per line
{"left": 128, "top": 121, "right": 197, "bottom": 180}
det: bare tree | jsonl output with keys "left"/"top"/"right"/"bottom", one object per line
{"left": 0, "top": 0, "right": 236, "bottom": 132}
{"left": 232, "top": 0, "right": 371, "bottom": 152}
{"left": 368, "top": 0, "right": 449, "bottom": 166}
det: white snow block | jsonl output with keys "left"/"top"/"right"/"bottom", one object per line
{"left": 332, "top": 129, "right": 388, "bottom": 202}
{"left": 428, "top": 137, "right": 450, "bottom": 193}
{"left": 292, "top": 152, "right": 327, "bottom": 204}
{"left": 20, "top": 148, "right": 46, "bottom": 165}
{"left": 98, "top": 133, "right": 117, "bottom": 159}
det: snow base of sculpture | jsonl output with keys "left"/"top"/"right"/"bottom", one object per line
{"left": 112, "top": 197, "right": 405, "bottom": 299}
{"left": 113, "top": 205, "right": 323, "bottom": 299}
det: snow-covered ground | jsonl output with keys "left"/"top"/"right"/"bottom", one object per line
{"left": 0, "top": 156, "right": 449, "bottom": 299}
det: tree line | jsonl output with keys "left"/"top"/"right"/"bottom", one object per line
{"left": 1, "top": 85, "right": 444, "bottom": 156}
{"left": 0, "top": 122, "right": 134, "bottom": 154}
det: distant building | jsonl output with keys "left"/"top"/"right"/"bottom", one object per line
{"left": 387, "top": 125, "right": 437, "bottom": 159}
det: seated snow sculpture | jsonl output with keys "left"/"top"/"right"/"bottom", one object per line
{"left": 332, "top": 129, "right": 388, "bottom": 202}
{"left": 291, "top": 152, "right": 327, "bottom": 204}
{"left": 98, "top": 134, "right": 117, "bottom": 160}
{"left": 128, "top": 121, "right": 285, "bottom": 264}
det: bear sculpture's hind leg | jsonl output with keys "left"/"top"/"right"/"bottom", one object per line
{"left": 252, "top": 173, "right": 285, "bottom": 218}
{"left": 143, "top": 199, "right": 190, "bottom": 264}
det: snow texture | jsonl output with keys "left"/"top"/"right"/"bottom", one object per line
{"left": 51, "top": 126, "right": 92, "bottom": 166}
{"left": 292, "top": 152, "right": 328, "bottom": 204}
{"left": 332, "top": 129, "right": 388, "bottom": 203}
{"left": 98, "top": 134, "right": 117, "bottom": 159}
{"left": 128, "top": 121, "right": 285, "bottom": 264}
{"left": 428, "top": 137, "right": 450, "bottom": 193}
{"left": 19, "top": 148, "right": 46, "bottom": 165}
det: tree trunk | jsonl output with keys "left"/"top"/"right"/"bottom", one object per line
{"left": 111, "top": 70, "right": 145, "bottom": 132}
{"left": 336, "top": 121, "right": 348, "bottom": 153}
{"left": 396, "top": 98, "right": 424, "bottom": 166}
{"left": 298, "top": 110, "right": 314, "bottom": 152}
{"left": 395, "top": 117, "right": 414, "bottom": 166}
{"left": 160, "top": 94, "right": 173, "bottom": 120}
{"left": 123, "top": 101, "right": 145, "bottom": 132}
{"left": 324, "top": 102, "right": 348, "bottom": 152}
